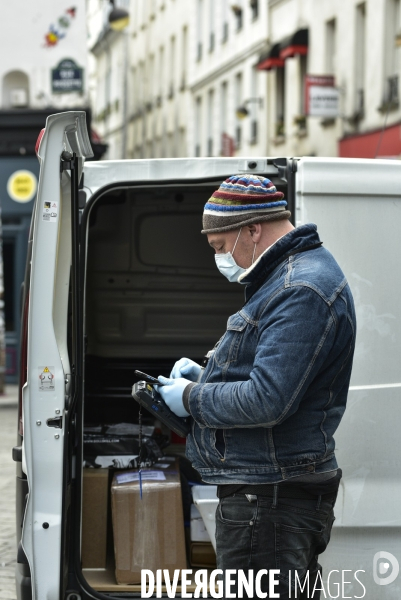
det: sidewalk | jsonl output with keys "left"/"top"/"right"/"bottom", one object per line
{"left": 0, "top": 385, "right": 19, "bottom": 600}
{"left": 0, "top": 385, "right": 18, "bottom": 408}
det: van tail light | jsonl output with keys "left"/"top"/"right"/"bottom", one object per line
{"left": 18, "top": 290, "right": 29, "bottom": 437}
{"left": 35, "top": 128, "right": 45, "bottom": 158}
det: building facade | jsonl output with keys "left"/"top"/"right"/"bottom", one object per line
{"left": 263, "top": 0, "right": 401, "bottom": 158}
{"left": 188, "top": 0, "right": 269, "bottom": 158}
{"left": 88, "top": 0, "right": 401, "bottom": 160}
{"left": 89, "top": 0, "right": 269, "bottom": 159}
{"left": 89, "top": 0, "right": 191, "bottom": 159}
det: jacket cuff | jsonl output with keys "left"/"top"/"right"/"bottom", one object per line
{"left": 183, "top": 382, "right": 197, "bottom": 414}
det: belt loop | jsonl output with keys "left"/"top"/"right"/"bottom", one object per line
{"left": 316, "top": 494, "right": 322, "bottom": 511}
{"left": 272, "top": 484, "right": 278, "bottom": 508}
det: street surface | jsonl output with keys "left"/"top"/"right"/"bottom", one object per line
{"left": 0, "top": 386, "right": 18, "bottom": 600}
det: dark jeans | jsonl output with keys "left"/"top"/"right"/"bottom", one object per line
{"left": 215, "top": 489, "right": 337, "bottom": 599}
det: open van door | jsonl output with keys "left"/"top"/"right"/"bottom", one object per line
{"left": 21, "top": 112, "right": 93, "bottom": 600}
{"left": 296, "top": 157, "right": 401, "bottom": 597}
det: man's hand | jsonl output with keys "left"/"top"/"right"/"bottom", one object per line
{"left": 156, "top": 376, "right": 191, "bottom": 417}
{"left": 170, "top": 357, "right": 201, "bottom": 382}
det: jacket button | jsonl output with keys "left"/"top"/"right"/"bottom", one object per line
{"left": 307, "top": 465, "right": 314, "bottom": 472}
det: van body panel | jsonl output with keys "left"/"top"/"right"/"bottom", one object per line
{"left": 297, "top": 157, "right": 401, "bottom": 597}
{"left": 21, "top": 112, "right": 91, "bottom": 600}
{"left": 83, "top": 157, "right": 280, "bottom": 195}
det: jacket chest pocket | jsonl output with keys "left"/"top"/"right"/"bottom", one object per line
{"left": 214, "top": 312, "right": 253, "bottom": 367}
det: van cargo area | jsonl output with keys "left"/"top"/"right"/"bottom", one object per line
{"left": 78, "top": 177, "right": 286, "bottom": 595}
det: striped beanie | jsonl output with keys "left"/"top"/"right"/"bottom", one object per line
{"left": 202, "top": 174, "right": 290, "bottom": 234}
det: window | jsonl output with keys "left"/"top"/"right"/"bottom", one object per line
{"left": 195, "top": 97, "right": 202, "bottom": 156}
{"left": 232, "top": 5, "right": 243, "bottom": 31}
{"left": 130, "top": 67, "right": 136, "bottom": 116}
{"left": 325, "top": 18, "right": 336, "bottom": 74}
{"left": 2, "top": 70, "right": 29, "bottom": 108}
{"left": 250, "top": 0, "right": 259, "bottom": 20}
{"left": 169, "top": 36, "right": 175, "bottom": 99}
{"left": 250, "top": 68, "right": 258, "bottom": 144}
{"left": 209, "top": 0, "right": 215, "bottom": 51}
{"left": 355, "top": 3, "right": 366, "bottom": 117}
{"left": 384, "top": 0, "right": 400, "bottom": 106}
{"left": 235, "top": 73, "right": 243, "bottom": 149}
{"left": 222, "top": 0, "right": 229, "bottom": 42}
{"left": 299, "top": 54, "right": 307, "bottom": 117}
{"left": 207, "top": 89, "right": 214, "bottom": 156}
{"left": 158, "top": 46, "right": 164, "bottom": 102}
{"left": 276, "top": 67, "right": 285, "bottom": 137}
{"left": 220, "top": 81, "right": 228, "bottom": 153}
{"left": 197, "top": 0, "right": 203, "bottom": 61}
{"left": 181, "top": 26, "right": 188, "bottom": 90}
{"left": 149, "top": 55, "right": 155, "bottom": 106}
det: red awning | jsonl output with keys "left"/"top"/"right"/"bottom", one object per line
{"left": 256, "top": 44, "right": 284, "bottom": 71}
{"left": 279, "top": 29, "right": 309, "bottom": 60}
{"left": 339, "top": 123, "right": 401, "bottom": 158}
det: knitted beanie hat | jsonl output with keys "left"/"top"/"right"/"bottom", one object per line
{"left": 202, "top": 174, "right": 290, "bottom": 234}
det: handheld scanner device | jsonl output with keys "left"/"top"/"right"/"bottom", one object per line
{"left": 134, "top": 370, "right": 164, "bottom": 386}
{"left": 132, "top": 381, "right": 190, "bottom": 438}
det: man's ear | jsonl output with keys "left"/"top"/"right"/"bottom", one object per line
{"left": 247, "top": 223, "right": 262, "bottom": 242}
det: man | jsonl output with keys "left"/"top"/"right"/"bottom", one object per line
{"left": 157, "top": 174, "right": 356, "bottom": 599}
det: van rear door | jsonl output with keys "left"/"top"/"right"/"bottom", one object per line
{"left": 21, "top": 112, "right": 93, "bottom": 600}
{"left": 296, "top": 157, "right": 401, "bottom": 597}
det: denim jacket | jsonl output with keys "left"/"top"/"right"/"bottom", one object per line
{"left": 185, "top": 224, "right": 356, "bottom": 484}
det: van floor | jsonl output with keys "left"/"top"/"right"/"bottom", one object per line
{"left": 83, "top": 561, "right": 215, "bottom": 594}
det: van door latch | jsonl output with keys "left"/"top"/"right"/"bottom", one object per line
{"left": 46, "top": 417, "right": 63, "bottom": 429}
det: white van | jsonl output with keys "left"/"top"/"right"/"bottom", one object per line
{"left": 13, "top": 111, "right": 401, "bottom": 599}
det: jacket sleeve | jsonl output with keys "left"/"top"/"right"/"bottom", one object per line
{"left": 186, "top": 285, "right": 337, "bottom": 429}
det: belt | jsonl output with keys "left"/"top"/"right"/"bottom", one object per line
{"left": 217, "top": 483, "right": 338, "bottom": 501}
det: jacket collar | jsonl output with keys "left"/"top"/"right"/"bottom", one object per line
{"left": 240, "top": 223, "right": 321, "bottom": 300}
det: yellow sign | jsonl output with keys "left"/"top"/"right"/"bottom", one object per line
{"left": 7, "top": 170, "right": 37, "bottom": 203}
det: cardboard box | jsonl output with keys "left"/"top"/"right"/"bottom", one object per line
{"left": 82, "top": 469, "right": 110, "bottom": 568}
{"left": 190, "top": 542, "right": 217, "bottom": 568}
{"left": 111, "top": 459, "right": 187, "bottom": 584}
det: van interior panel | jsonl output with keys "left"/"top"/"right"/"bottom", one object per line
{"left": 81, "top": 180, "right": 287, "bottom": 594}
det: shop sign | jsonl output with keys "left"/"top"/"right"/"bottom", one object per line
{"left": 7, "top": 170, "right": 37, "bottom": 203}
{"left": 305, "top": 75, "right": 340, "bottom": 117}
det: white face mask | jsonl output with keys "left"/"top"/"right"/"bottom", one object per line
{"left": 215, "top": 228, "right": 255, "bottom": 284}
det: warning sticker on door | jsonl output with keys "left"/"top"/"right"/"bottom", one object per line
{"left": 42, "top": 201, "right": 58, "bottom": 222}
{"left": 38, "top": 366, "right": 55, "bottom": 391}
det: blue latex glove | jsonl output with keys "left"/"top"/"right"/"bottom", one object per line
{"left": 155, "top": 376, "right": 191, "bottom": 417}
{"left": 170, "top": 357, "right": 202, "bottom": 382}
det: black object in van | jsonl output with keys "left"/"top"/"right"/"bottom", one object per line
{"left": 83, "top": 423, "right": 165, "bottom": 468}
